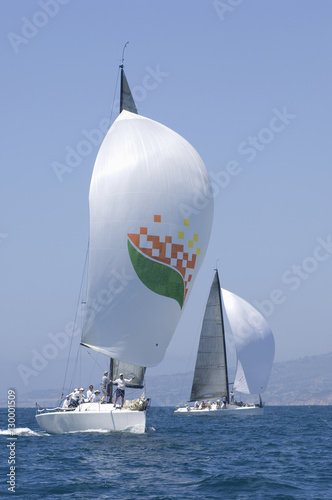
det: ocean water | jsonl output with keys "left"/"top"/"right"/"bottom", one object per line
{"left": 0, "top": 406, "right": 331, "bottom": 499}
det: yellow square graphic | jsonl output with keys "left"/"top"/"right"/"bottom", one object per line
{"left": 188, "top": 240, "right": 193, "bottom": 248}
{"left": 193, "top": 234, "right": 198, "bottom": 242}
{"left": 178, "top": 231, "right": 184, "bottom": 239}
{"left": 184, "top": 219, "right": 190, "bottom": 226}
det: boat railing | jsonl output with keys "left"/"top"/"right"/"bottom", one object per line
{"left": 35, "top": 398, "right": 151, "bottom": 415}
{"left": 35, "top": 402, "right": 77, "bottom": 414}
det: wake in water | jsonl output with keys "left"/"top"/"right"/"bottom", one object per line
{"left": 0, "top": 425, "right": 156, "bottom": 437}
{"left": 0, "top": 427, "right": 43, "bottom": 437}
{"left": 62, "top": 424, "right": 146, "bottom": 435}
{"left": 0, "top": 425, "right": 148, "bottom": 437}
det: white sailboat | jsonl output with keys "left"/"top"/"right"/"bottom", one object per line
{"left": 174, "top": 270, "right": 275, "bottom": 416}
{"left": 36, "top": 58, "right": 214, "bottom": 434}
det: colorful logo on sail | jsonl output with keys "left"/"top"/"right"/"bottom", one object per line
{"left": 127, "top": 215, "right": 200, "bottom": 308}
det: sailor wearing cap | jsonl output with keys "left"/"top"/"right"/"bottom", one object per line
{"left": 69, "top": 388, "right": 80, "bottom": 407}
{"left": 78, "top": 388, "right": 85, "bottom": 404}
{"left": 91, "top": 389, "right": 102, "bottom": 403}
{"left": 62, "top": 395, "right": 71, "bottom": 409}
{"left": 110, "top": 373, "right": 135, "bottom": 408}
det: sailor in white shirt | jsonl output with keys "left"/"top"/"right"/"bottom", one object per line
{"left": 70, "top": 389, "right": 80, "bottom": 407}
{"left": 86, "top": 385, "right": 94, "bottom": 402}
{"left": 78, "top": 388, "right": 85, "bottom": 404}
{"left": 91, "top": 390, "right": 102, "bottom": 403}
{"left": 111, "top": 373, "right": 135, "bottom": 407}
{"left": 62, "top": 395, "right": 71, "bottom": 409}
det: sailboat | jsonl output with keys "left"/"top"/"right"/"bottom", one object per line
{"left": 174, "top": 270, "right": 275, "bottom": 416}
{"left": 36, "top": 56, "right": 214, "bottom": 434}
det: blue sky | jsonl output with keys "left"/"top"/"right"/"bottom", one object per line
{"left": 1, "top": 0, "right": 332, "bottom": 396}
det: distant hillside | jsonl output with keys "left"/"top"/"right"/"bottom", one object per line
{"left": 263, "top": 352, "right": 332, "bottom": 406}
{"left": 2, "top": 352, "right": 331, "bottom": 407}
{"left": 145, "top": 352, "right": 332, "bottom": 406}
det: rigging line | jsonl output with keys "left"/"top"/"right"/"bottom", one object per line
{"left": 178, "top": 319, "right": 202, "bottom": 403}
{"left": 110, "top": 387, "right": 140, "bottom": 398}
{"left": 108, "top": 66, "right": 121, "bottom": 127}
{"left": 69, "top": 346, "right": 81, "bottom": 391}
{"left": 84, "top": 347, "right": 106, "bottom": 372}
{"left": 124, "top": 388, "right": 140, "bottom": 398}
{"left": 61, "top": 242, "right": 89, "bottom": 397}
{"left": 109, "top": 42, "right": 129, "bottom": 125}
{"left": 86, "top": 351, "right": 102, "bottom": 383}
{"left": 181, "top": 268, "right": 217, "bottom": 403}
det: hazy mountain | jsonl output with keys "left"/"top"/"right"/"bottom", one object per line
{"left": 263, "top": 352, "right": 332, "bottom": 406}
{"left": 146, "top": 352, "right": 332, "bottom": 407}
{"left": 2, "top": 352, "right": 331, "bottom": 408}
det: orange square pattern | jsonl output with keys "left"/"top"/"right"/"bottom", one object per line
{"left": 128, "top": 229, "right": 198, "bottom": 301}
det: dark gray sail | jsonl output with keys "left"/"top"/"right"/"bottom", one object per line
{"left": 189, "top": 271, "right": 229, "bottom": 402}
{"left": 120, "top": 66, "right": 138, "bottom": 114}
{"left": 111, "top": 359, "right": 146, "bottom": 389}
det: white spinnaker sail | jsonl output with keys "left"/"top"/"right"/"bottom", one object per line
{"left": 81, "top": 110, "right": 213, "bottom": 366}
{"left": 222, "top": 289, "right": 275, "bottom": 394}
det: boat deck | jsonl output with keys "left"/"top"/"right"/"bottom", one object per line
{"left": 174, "top": 404, "right": 263, "bottom": 417}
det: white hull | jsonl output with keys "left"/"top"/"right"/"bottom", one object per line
{"left": 174, "top": 404, "right": 263, "bottom": 417}
{"left": 36, "top": 403, "right": 146, "bottom": 434}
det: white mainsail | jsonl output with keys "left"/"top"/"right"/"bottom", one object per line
{"left": 222, "top": 288, "right": 275, "bottom": 394}
{"left": 81, "top": 110, "right": 214, "bottom": 367}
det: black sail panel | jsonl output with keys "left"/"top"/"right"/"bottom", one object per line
{"left": 190, "top": 271, "right": 229, "bottom": 401}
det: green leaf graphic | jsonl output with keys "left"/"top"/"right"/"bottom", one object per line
{"left": 128, "top": 239, "right": 185, "bottom": 309}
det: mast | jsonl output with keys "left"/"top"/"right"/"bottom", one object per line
{"left": 216, "top": 269, "right": 230, "bottom": 403}
{"left": 119, "top": 65, "right": 125, "bottom": 113}
{"left": 81, "top": 47, "right": 214, "bottom": 368}
{"left": 109, "top": 358, "right": 113, "bottom": 403}
{"left": 119, "top": 42, "right": 137, "bottom": 114}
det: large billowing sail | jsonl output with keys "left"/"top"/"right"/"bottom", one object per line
{"left": 81, "top": 110, "right": 213, "bottom": 367}
{"left": 190, "top": 271, "right": 228, "bottom": 401}
{"left": 222, "top": 289, "right": 275, "bottom": 394}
